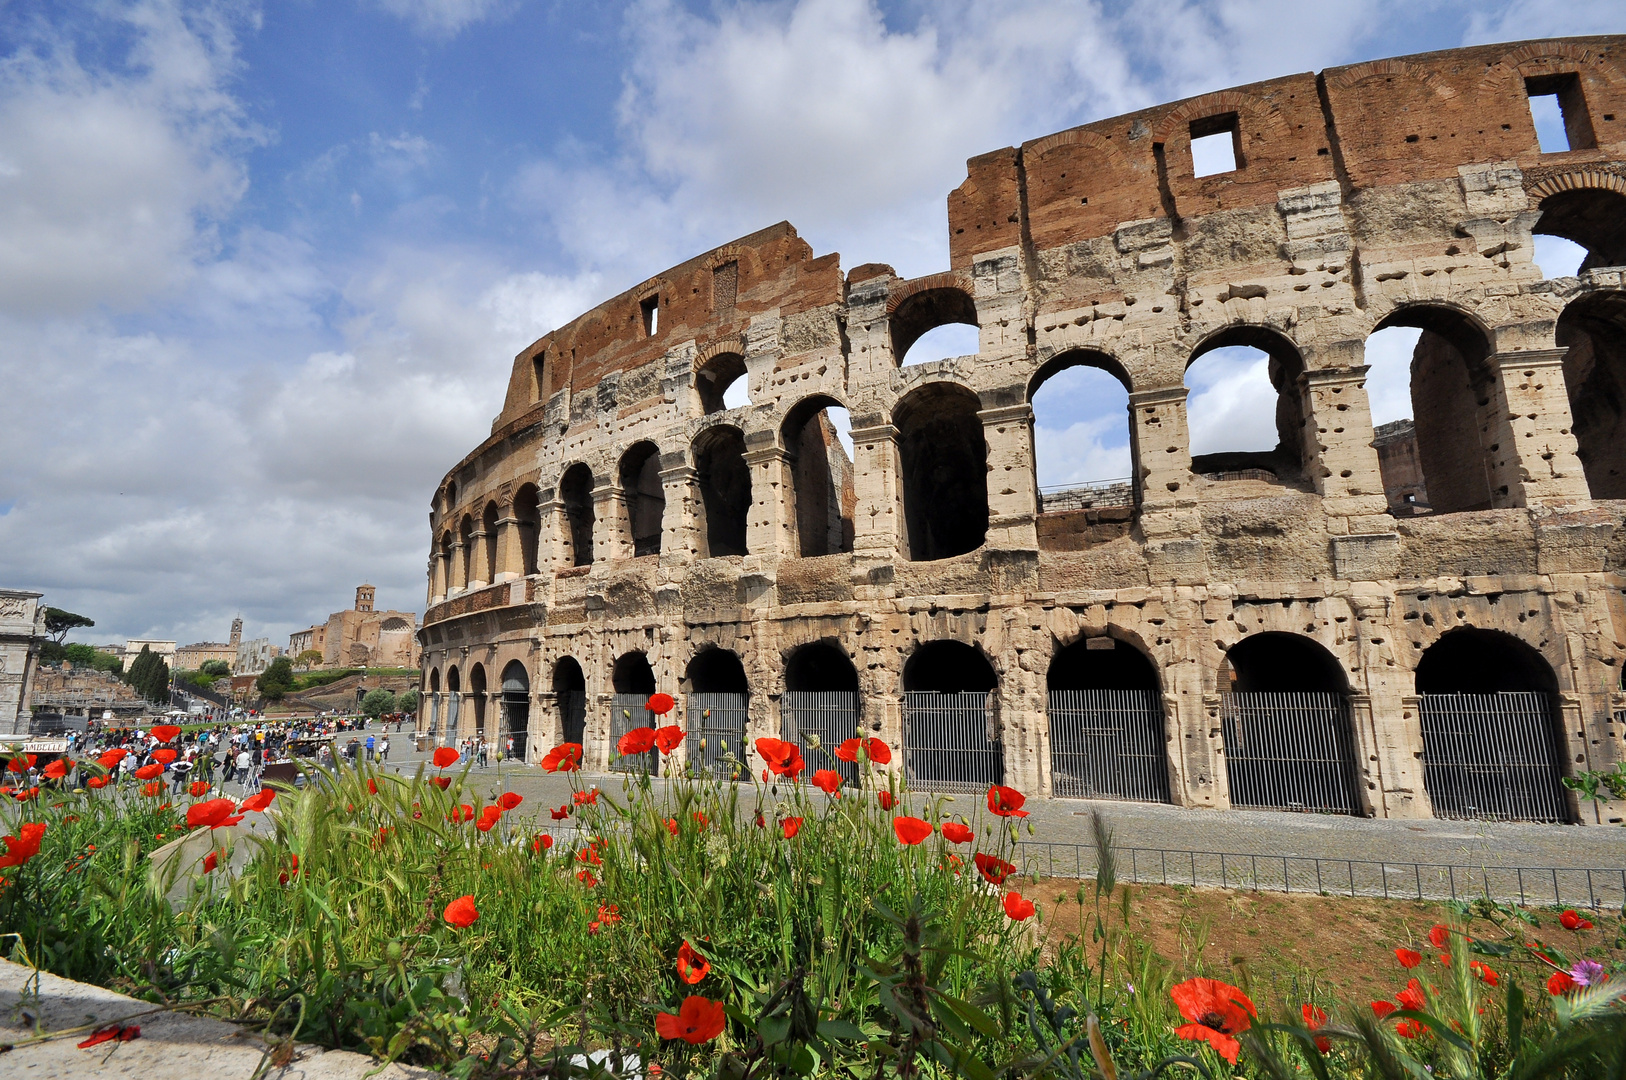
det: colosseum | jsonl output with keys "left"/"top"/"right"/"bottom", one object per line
{"left": 417, "top": 36, "right": 1626, "bottom": 826}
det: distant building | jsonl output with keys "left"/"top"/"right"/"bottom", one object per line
{"left": 235, "top": 637, "right": 280, "bottom": 676}
{"left": 0, "top": 590, "right": 45, "bottom": 737}
{"left": 121, "top": 639, "right": 177, "bottom": 667}
{"left": 176, "top": 629, "right": 239, "bottom": 672}
{"left": 290, "top": 585, "right": 419, "bottom": 670}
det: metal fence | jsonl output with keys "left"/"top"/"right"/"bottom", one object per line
{"left": 687, "top": 692, "right": 749, "bottom": 779}
{"left": 1418, "top": 692, "right": 1569, "bottom": 823}
{"left": 500, "top": 693, "right": 529, "bottom": 761}
{"left": 609, "top": 693, "right": 658, "bottom": 774}
{"left": 1048, "top": 689, "right": 1170, "bottom": 803}
{"left": 1221, "top": 692, "right": 1359, "bottom": 814}
{"left": 781, "top": 691, "right": 862, "bottom": 784}
{"left": 903, "top": 691, "right": 1004, "bottom": 793}
{"left": 1012, "top": 840, "right": 1626, "bottom": 909}
{"left": 558, "top": 691, "right": 586, "bottom": 746}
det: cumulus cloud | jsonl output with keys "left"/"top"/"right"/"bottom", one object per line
{"left": 368, "top": 0, "right": 520, "bottom": 37}
{"left": 1184, "top": 347, "right": 1281, "bottom": 456}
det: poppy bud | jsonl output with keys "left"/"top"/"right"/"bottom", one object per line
{"left": 386, "top": 940, "right": 403, "bottom": 961}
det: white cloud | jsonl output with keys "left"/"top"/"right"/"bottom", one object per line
{"left": 1364, "top": 326, "right": 1421, "bottom": 428}
{"left": 369, "top": 0, "right": 519, "bottom": 37}
{"left": 1184, "top": 347, "right": 1280, "bottom": 456}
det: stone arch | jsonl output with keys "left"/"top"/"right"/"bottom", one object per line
{"left": 693, "top": 424, "right": 750, "bottom": 557}
{"left": 468, "top": 662, "right": 488, "bottom": 737}
{"left": 1221, "top": 631, "right": 1351, "bottom": 693}
{"left": 901, "top": 640, "right": 1002, "bottom": 792}
{"left": 684, "top": 646, "right": 749, "bottom": 776}
{"left": 500, "top": 659, "right": 530, "bottom": 759}
{"left": 559, "top": 462, "right": 595, "bottom": 567}
{"left": 481, "top": 500, "right": 499, "bottom": 585}
{"left": 1046, "top": 633, "right": 1169, "bottom": 803}
{"left": 552, "top": 656, "right": 586, "bottom": 745}
{"left": 513, "top": 482, "right": 541, "bottom": 575}
{"left": 1532, "top": 180, "right": 1626, "bottom": 273}
{"left": 618, "top": 441, "right": 665, "bottom": 557}
{"left": 1556, "top": 290, "right": 1626, "bottom": 499}
{"left": 1028, "top": 348, "right": 1137, "bottom": 520}
{"left": 888, "top": 280, "right": 978, "bottom": 364}
{"left": 894, "top": 381, "right": 988, "bottom": 562}
{"left": 428, "top": 667, "right": 440, "bottom": 692}
{"left": 457, "top": 514, "right": 474, "bottom": 586}
{"left": 611, "top": 651, "right": 656, "bottom": 696}
{"left": 1185, "top": 324, "right": 1307, "bottom": 477}
{"left": 696, "top": 350, "right": 748, "bottom": 414}
{"left": 782, "top": 639, "right": 863, "bottom": 779}
{"left": 781, "top": 394, "right": 855, "bottom": 557}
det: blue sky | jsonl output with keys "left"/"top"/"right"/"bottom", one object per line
{"left": 0, "top": 0, "right": 1620, "bottom": 649}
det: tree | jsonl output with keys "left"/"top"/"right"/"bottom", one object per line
{"left": 124, "top": 646, "right": 170, "bottom": 705}
{"left": 295, "top": 650, "right": 325, "bottom": 668}
{"left": 65, "top": 643, "right": 122, "bottom": 674}
{"left": 361, "top": 688, "right": 397, "bottom": 717}
{"left": 42, "top": 607, "right": 94, "bottom": 645}
{"left": 200, "top": 659, "right": 231, "bottom": 677}
{"left": 257, "top": 656, "right": 294, "bottom": 701}
{"left": 397, "top": 689, "right": 421, "bottom": 714}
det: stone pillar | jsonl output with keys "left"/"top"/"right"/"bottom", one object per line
{"left": 744, "top": 445, "right": 794, "bottom": 557}
{"left": 659, "top": 461, "right": 700, "bottom": 561}
{"left": 449, "top": 541, "right": 468, "bottom": 594}
{"left": 429, "top": 554, "right": 445, "bottom": 606}
{"left": 1488, "top": 350, "right": 1591, "bottom": 507}
{"left": 1129, "top": 387, "right": 1195, "bottom": 529}
{"left": 1299, "top": 365, "right": 1391, "bottom": 533}
{"left": 1198, "top": 693, "right": 1235, "bottom": 810}
{"left": 494, "top": 514, "right": 523, "bottom": 583}
{"left": 466, "top": 529, "right": 490, "bottom": 590}
{"left": 539, "top": 496, "right": 569, "bottom": 573}
{"left": 594, "top": 481, "right": 629, "bottom": 563}
{"left": 849, "top": 422, "right": 903, "bottom": 564}
{"left": 978, "top": 403, "right": 1039, "bottom": 550}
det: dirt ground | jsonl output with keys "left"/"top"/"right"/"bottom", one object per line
{"left": 1013, "top": 878, "right": 1625, "bottom": 1005}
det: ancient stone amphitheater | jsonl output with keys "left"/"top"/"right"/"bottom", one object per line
{"left": 418, "top": 36, "right": 1626, "bottom": 825}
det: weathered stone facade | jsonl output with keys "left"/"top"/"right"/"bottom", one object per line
{"left": 290, "top": 586, "right": 421, "bottom": 670}
{"left": 0, "top": 591, "right": 45, "bottom": 737}
{"left": 420, "top": 37, "right": 1626, "bottom": 824}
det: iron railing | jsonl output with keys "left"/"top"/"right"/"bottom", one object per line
{"left": 1038, "top": 478, "right": 1134, "bottom": 513}
{"left": 558, "top": 691, "right": 587, "bottom": 747}
{"left": 903, "top": 691, "right": 1004, "bottom": 793}
{"left": 609, "top": 693, "right": 659, "bottom": 774}
{"left": 1418, "top": 692, "right": 1569, "bottom": 823}
{"left": 781, "top": 691, "right": 862, "bottom": 784}
{"left": 500, "top": 693, "right": 529, "bottom": 760}
{"left": 1221, "top": 692, "right": 1359, "bottom": 814}
{"left": 687, "top": 692, "right": 748, "bottom": 779}
{"left": 1048, "top": 689, "right": 1170, "bottom": 803}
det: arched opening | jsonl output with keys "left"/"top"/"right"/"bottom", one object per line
{"left": 513, "top": 484, "right": 541, "bottom": 575}
{"left": 500, "top": 660, "right": 529, "bottom": 761}
{"left": 552, "top": 657, "right": 586, "bottom": 746}
{"left": 610, "top": 651, "right": 658, "bottom": 773}
{"left": 694, "top": 425, "right": 750, "bottom": 557}
{"left": 468, "top": 663, "right": 487, "bottom": 739}
{"left": 1557, "top": 291, "right": 1626, "bottom": 499}
{"left": 481, "top": 501, "right": 499, "bottom": 585}
{"left": 1219, "top": 633, "right": 1360, "bottom": 814}
{"left": 1029, "top": 351, "right": 1136, "bottom": 550}
{"left": 618, "top": 441, "right": 665, "bottom": 557}
{"left": 782, "top": 396, "right": 855, "bottom": 557}
{"left": 1047, "top": 636, "right": 1169, "bottom": 802}
{"left": 559, "top": 463, "right": 595, "bottom": 567}
{"left": 437, "top": 531, "right": 453, "bottom": 595}
{"left": 458, "top": 515, "right": 475, "bottom": 587}
{"left": 782, "top": 640, "right": 862, "bottom": 782}
{"left": 895, "top": 383, "right": 988, "bottom": 561}
{"left": 1414, "top": 629, "right": 1569, "bottom": 823}
{"left": 1535, "top": 187, "right": 1626, "bottom": 275}
{"left": 696, "top": 352, "right": 750, "bottom": 413}
{"left": 1185, "top": 327, "right": 1305, "bottom": 480}
{"left": 685, "top": 647, "right": 748, "bottom": 779}
{"left": 446, "top": 665, "right": 462, "bottom": 740}
{"left": 891, "top": 287, "right": 979, "bottom": 367}
{"left": 428, "top": 667, "right": 442, "bottom": 742}
{"left": 1368, "top": 305, "right": 1499, "bottom": 515}
{"left": 901, "top": 640, "right": 1001, "bottom": 792}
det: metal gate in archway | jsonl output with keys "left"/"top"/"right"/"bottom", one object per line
{"left": 1221, "top": 692, "right": 1360, "bottom": 814}
{"left": 501, "top": 696, "right": 529, "bottom": 761}
{"left": 1048, "top": 690, "right": 1170, "bottom": 803}
{"left": 782, "top": 691, "right": 862, "bottom": 785}
{"left": 903, "top": 691, "right": 1004, "bottom": 793}
{"left": 558, "top": 691, "right": 586, "bottom": 748}
{"left": 1418, "top": 692, "right": 1569, "bottom": 822}
{"left": 610, "top": 693, "right": 659, "bottom": 774}
{"left": 687, "top": 693, "right": 748, "bottom": 779}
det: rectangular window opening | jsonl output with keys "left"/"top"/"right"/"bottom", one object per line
{"left": 1190, "top": 113, "right": 1239, "bottom": 177}
{"left": 532, "top": 353, "right": 548, "bottom": 401}
{"left": 1526, "top": 73, "right": 1595, "bottom": 154}
{"left": 640, "top": 295, "right": 659, "bottom": 337}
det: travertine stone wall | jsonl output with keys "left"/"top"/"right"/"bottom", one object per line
{"left": 0, "top": 591, "right": 44, "bottom": 737}
{"left": 418, "top": 37, "right": 1626, "bottom": 824}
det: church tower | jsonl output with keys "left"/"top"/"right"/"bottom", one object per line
{"left": 355, "top": 585, "right": 375, "bottom": 613}
{"left": 229, "top": 616, "right": 243, "bottom": 648}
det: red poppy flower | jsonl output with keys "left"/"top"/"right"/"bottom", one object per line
{"left": 367, "top": 778, "right": 379, "bottom": 795}
{"left": 1548, "top": 970, "right": 1577, "bottom": 995}
{"left": 647, "top": 692, "right": 676, "bottom": 716}
{"left": 532, "top": 833, "right": 553, "bottom": 854}
{"left": 432, "top": 747, "right": 460, "bottom": 769}
{"left": 475, "top": 805, "right": 502, "bottom": 832}
{"left": 653, "top": 725, "right": 684, "bottom": 753}
{"left": 597, "top": 904, "right": 622, "bottom": 924}
{"left": 941, "top": 822, "right": 973, "bottom": 844}
{"left": 655, "top": 995, "right": 726, "bottom": 1044}
{"left": 1396, "top": 1019, "right": 1425, "bottom": 1039}
{"left": 3, "top": 755, "right": 26, "bottom": 774}
{"left": 677, "top": 940, "right": 710, "bottom": 984}
{"left": 0, "top": 822, "right": 45, "bottom": 869}
{"left": 134, "top": 763, "right": 163, "bottom": 781}
{"left": 877, "top": 790, "right": 895, "bottom": 811}
{"left": 1003, "top": 891, "right": 1036, "bottom": 921}
{"left": 239, "top": 789, "right": 276, "bottom": 812}
{"left": 1560, "top": 909, "right": 1595, "bottom": 931}
{"left": 43, "top": 758, "right": 73, "bottom": 780}
{"left": 781, "top": 816, "right": 803, "bottom": 839}
{"left": 188, "top": 798, "right": 243, "bottom": 829}
{"left": 1395, "top": 947, "right": 1422, "bottom": 970}
{"left": 1370, "top": 1000, "right": 1397, "bottom": 1019}
{"left": 833, "top": 737, "right": 892, "bottom": 765}
{"left": 451, "top": 803, "right": 475, "bottom": 824}
{"left": 1396, "top": 979, "right": 1425, "bottom": 1012}
{"left": 987, "top": 785, "right": 1029, "bottom": 817}
{"left": 498, "top": 791, "right": 523, "bottom": 811}
{"left": 203, "top": 851, "right": 219, "bottom": 873}
{"left": 664, "top": 816, "right": 680, "bottom": 836}
{"left": 1301, "top": 1004, "right": 1330, "bottom": 1054}
{"left": 78, "top": 1024, "right": 140, "bottom": 1048}
{"left": 893, "top": 816, "right": 933, "bottom": 845}
{"left": 974, "top": 851, "right": 1016, "bottom": 885}
{"left": 187, "top": 780, "right": 210, "bottom": 797}
{"left": 140, "top": 781, "right": 162, "bottom": 797}
{"left": 87, "top": 775, "right": 111, "bottom": 790}
{"left": 1470, "top": 961, "right": 1499, "bottom": 987}
{"left": 430, "top": 775, "right": 452, "bottom": 789}
{"left": 576, "top": 846, "right": 602, "bottom": 865}
{"left": 151, "top": 749, "right": 178, "bottom": 765}
{"left": 618, "top": 727, "right": 657, "bottom": 756}
{"left": 443, "top": 894, "right": 478, "bottom": 927}
{"left": 151, "top": 725, "right": 181, "bottom": 743}
{"left": 573, "top": 788, "right": 599, "bottom": 806}
{"left": 754, "top": 737, "right": 805, "bottom": 778}
{"left": 576, "top": 869, "right": 598, "bottom": 887}
{"left": 1428, "top": 924, "right": 1449, "bottom": 948}
{"left": 97, "top": 748, "right": 128, "bottom": 769}
{"left": 811, "top": 769, "right": 843, "bottom": 796}
{"left": 691, "top": 812, "right": 709, "bottom": 830}
{"left": 551, "top": 804, "right": 571, "bottom": 820}
{"left": 542, "top": 742, "right": 583, "bottom": 773}
{"left": 1170, "top": 977, "right": 1257, "bottom": 1065}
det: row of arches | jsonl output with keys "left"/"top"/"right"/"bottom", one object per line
{"left": 422, "top": 626, "right": 1573, "bottom": 823}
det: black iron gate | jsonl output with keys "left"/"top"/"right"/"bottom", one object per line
{"left": 903, "top": 691, "right": 1004, "bottom": 793}
{"left": 501, "top": 692, "right": 529, "bottom": 761}
{"left": 1048, "top": 689, "right": 1169, "bottom": 802}
{"left": 1221, "top": 692, "right": 1360, "bottom": 814}
{"left": 1417, "top": 692, "right": 1569, "bottom": 822}
{"left": 687, "top": 692, "right": 748, "bottom": 779}
{"left": 558, "top": 691, "right": 586, "bottom": 747}
{"left": 781, "top": 691, "right": 862, "bottom": 784}
{"left": 610, "top": 693, "right": 659, "bottom": 774}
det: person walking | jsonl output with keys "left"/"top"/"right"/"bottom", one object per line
{"left": 477, "top": 737, "right": 488, "bottom": 769}
{"left": 170, "top": 753, "right": 194, "bottom": 795}
{"left": 378, "top": 735, "right": 389, "bottom": 764}
{"left": 365, "top": 732, "right": 375, "bottom": 762}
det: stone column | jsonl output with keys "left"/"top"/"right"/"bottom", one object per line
{"left": 593, "top": 481, "right": 629, "bottom": 563}
{"left": 1130, "top": 387, "right": 1205, "bottom": 584}
{"left": 659, "top": 460, "right": 700, "bottom": 561}
{"left": 449, "top": 540, "right": 468, "bottom": 594}
{"left": 849, "top": 421, "right": 903, "bottom": 564}
{"left": 978, "top": 403, "right": 1039, "bottom": 550}
{"left": 1298, "top": 365, "right": 1392, "bottom": 533}
{"left": 466, "top": 529, "right": 490, "bottom": 590}
{"left": 743, "top": 445, "right": 794, "bottom": 557}
{"left": 1487, "top": 350, "right": 1591, "bottom": 506}
{"left": 539, "top": 496, "right": 569, "bottom": 573}
{"left": 429, "top": 554, "right": 445, "bottom": 606}
{"left": 494, "top": 513, "right": 523, "bottom": 583}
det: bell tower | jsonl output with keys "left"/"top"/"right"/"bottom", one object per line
{"left": 356, "top": 584, "right": 375, "bottom": 613}
{"left": 229, "top": 616, "right": 243, "bottom": 648}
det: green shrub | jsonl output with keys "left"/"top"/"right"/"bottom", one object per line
{"left": 360, "top": 688, "right": 396, "bottom": 717}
